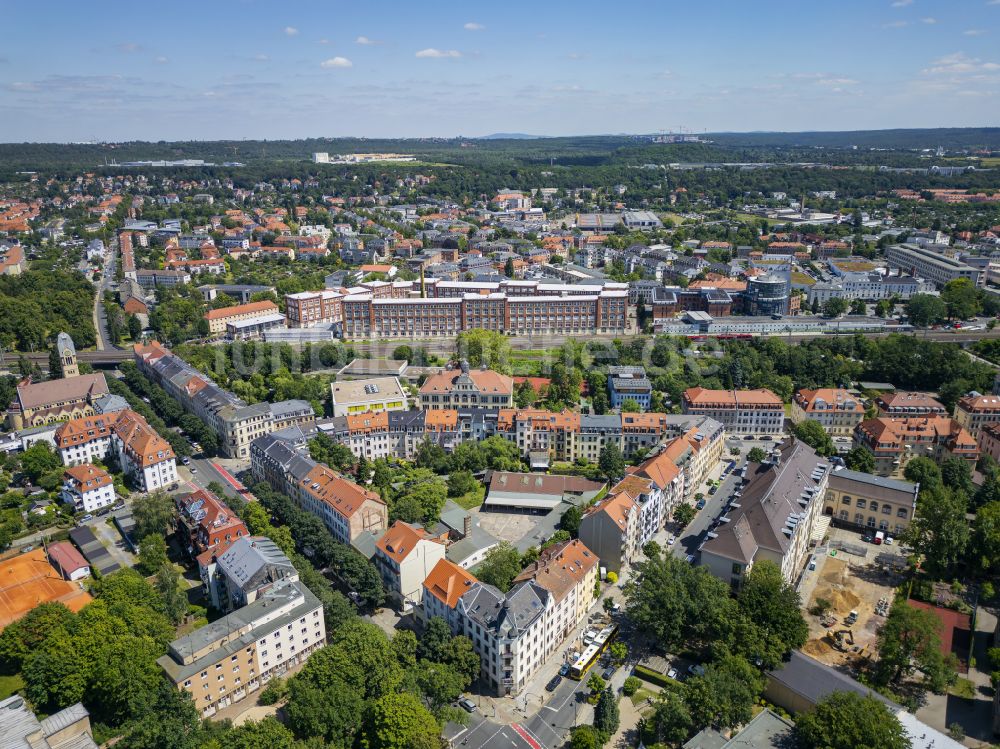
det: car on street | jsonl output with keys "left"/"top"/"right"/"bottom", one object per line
{"left": 20, "top": 545, "right": 34, "bottom": 554}
{"left": 559, "top": 663, "right": 571, "bottom": 677}
{"left": 458, "top": 697, "right": 477, "bottom": 713}
{"left": 181, "top": 457, "right": 191, "bottom": 465}
{"left": 545, "top": 675, "right": 562, "bottom": 692}
{"left": 667, "top": 534, "right": 676, "bottom": 545}
{"left": 190, "top": 467, "right": 197, "bottom": 473}
{"left": 80, "top": 514, "right": 93, "bottom": 522}
{"left": 696, "top": 499, "right": 706, "bottom": 510}
{"left": 602, "top": 666, "right": 616, "bottom": 680}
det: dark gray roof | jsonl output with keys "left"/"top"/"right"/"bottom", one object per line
{"left": 767, "top": 650, "right": 895, "bottom": 710}
{"left": 217, "top": 536, "right": 295, "bottom": 594}
{"left": 459, "top": 580, "right": 548, "bottom": 639}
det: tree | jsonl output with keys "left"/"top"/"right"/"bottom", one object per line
{"left": 569, "top": 725, "right": 603, "bottom": 749}
{"left": 621, "top": 398, "right": 641, "bottom": 413}
{"left": 672, "top": 503, "right": 696, "bottom": 527}
{"left": 132, "top": 490, "right": 176, "bottom": 540}
{"left": 685, "top": 654, "right": 763, "bottom": 730}
{"left": 608, "top": 641, "right": 628, "bottom": 664}
{"left": 907, "top": 294, "right": 947, "bottom": 327}
{"left": 356, "top": 456, "right": 371, "bottom": 484}
{"left": 114, "top": 680, "right": 205, "bottom": 749}
{"left": 904, "top": 485, "right": 969, "bottom": 578}
{"left": 137, "top": 534, "right": 168, "bottom": 576}
{"left": 415, "top": 660, "right": 467, "bottom": 713}
{"left": 822, "top": 297, "right": 850, "bottom": 318}
{"left": 875, "top": 600, "right": 956, "bottom": 692}
{"left": 285, "top": 677, "right": 363, "bottom": 747}
{"left": 48, "top": 344, "right": 63, "bottom": 379}
{"left": 363, "top": 692, "right": 440, "bottom": 749}
{"left": 850, "top": 298, "right": 867, "bottom": 316}
{"left": 514, "top": 380, "right": 538, "bottom": 408}
{"left": 942, "top": 278, "right": 980, "bottom": 320}
{"left": 648, "top": 691, "right": 693, "bottom": 746}
{"left": 504, "top": 257, "right": 515, "bottom": 278}
{"left": 474, "top": 542, "right": 523, "bottom": 592}
{"left": 791, "top": 419, "right": 836, "bottom": 457}
{"left": 455, "top": 329, "right": 511, "bottom": 373}
{"left": 155, "top": 563, "right": 188, "bottom": 625}
{"left": 972, "top": 501, "right": 1000, "bottom": 574}
{"left": 20, "top": 441, "right": 61, "bottom": 483}
{"left": 594, "top": 688, "right": 620, "bottom": 737}
{"left": 845, "top": 445, "right": 876, "bottom": 473}
{"left": 747, "top": 446, "right": 768, "bottom": 464}
{"left": 447, "top": 469, "right": 477, "bottom": 498}
{"left": 587, "top": 672, "right": 606, "bottom": 693}
{"left": 903, "top": 457, "right": 942, "bottom": 491}
{"left": 561, "top": 505, "right": 583, "bottom": 536}
{"left": 225, "top": 717, "right": 298, "bottom": 749}
{"left": 128, "top": 314, "right": 142, "bottom": 341}
{"left": 591, "top": 391, "right": 609, "bottom": 415}
{"left": 598, "top": 443, "right": 626, "bottom": 483}
{"left": 737, "top": 560, "right": 808, "bottom": 667}
{"left": 941, "top": 457, "right": 973, "bottom": 498}
{"left": 794, "top": 692, "right": 911, "bottom": 749}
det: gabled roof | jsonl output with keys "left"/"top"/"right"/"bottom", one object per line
{"left": 423, "top": 558, "right": 478, "bottom": 609}
{"left": 376, "top": 520, "right": 440, "bottom": 563}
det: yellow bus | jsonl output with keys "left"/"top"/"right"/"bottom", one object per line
{"left": 568, "top": 624, "right": 618, "bottom": 680}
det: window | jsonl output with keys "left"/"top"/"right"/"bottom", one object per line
{"left": 856, "top": 499, "right": 866, "bottom": 508}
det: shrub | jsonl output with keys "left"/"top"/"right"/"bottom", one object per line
{"left": 606, "top": 571, "right": 618, "bottom": 584}
{"left": 622, "top": 676, "right": 641, "bottom": 696}
{"left": 258, "top": 677, "right": 288, "bottom": 706}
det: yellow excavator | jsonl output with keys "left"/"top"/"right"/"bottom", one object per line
{"left": 831, "top": 629, "right": 855, "bottom": 651}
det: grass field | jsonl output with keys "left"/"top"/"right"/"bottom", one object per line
{"left": 0, "top": 673, "right": 24, "bottom": 700}
{"left": 453, "top": 485, "right": 485, "bottom": 510}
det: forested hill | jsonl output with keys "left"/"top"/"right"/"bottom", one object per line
{"left": 709, "top": 128, "right": 1000, "bottom": 150}
{"left": 0, "top": 128, "right": 997, "bottom": 171}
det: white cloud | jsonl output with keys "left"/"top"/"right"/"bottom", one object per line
{"left": 923, "top": 52, "right": 1000, "bottom": 73}
{"left": 319, "top": 38, "right": 330, "bottom": 45}
{"left": 321, "top": 56, "right": 353, "bottom": 68}
{"left": 891, "top": 0, "right": 913, "bottom": 6}
{"left": 882, "top": 20, "right": 910, "bottom": 28}
{"left": 464, "top": 22, "right": 485, "bottom": 31}
{"left": 818, "top": 77, "right": 860, "bottom": 85}
{"left": 921, "top": 17, "right": 938, "bottom": 23}
{"left": 964, "top": 28, "right": 988, "bottom": 35}
{"left": 253, "top": 54, "right": 270, "bottom": 62}
{"left": 117, "top": 42, "right": 141, "bottom": 53}
{"left": 355, "top": 36, "right": 378, "bottom": 45}
{"left": 415, "top": 48, "right": 462, "bottom": 58}
{"left": 284, "top": 26, "right": 299, "bottom": 36}
{"left": 154, "top": 56, "right": 169, "bottom": 64}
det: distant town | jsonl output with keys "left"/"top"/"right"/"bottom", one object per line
{"left": 1, "top": 129, "right": 1000, "bottom": 749}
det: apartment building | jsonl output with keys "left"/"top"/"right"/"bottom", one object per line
{"left": 250, "top": 431, "right": 388, "bottom": 546}
{"left": 823, "top": 468, "right": 918, "bottom": 536}
{"left": 608, "top": 366, "right": 652, "bottom": 410}
{"left": 512, "top": 539, "right": 599, "bottom": 644}
{"left": 134, "top": 342, "right": 314, "bottom": 458}
{"left": 60, "top": 464, "right": 115, "bottom": 513}
{"left": 954, "top": 392, "right": 1000, "bottom": 438}
{"left": 682, "top": 387, "right": 785, "bottom": 435}
{"left": 53, "top": 409, "right": 177, "bottom": 492}
{"left": 204, "top": 301, "right": 281, "bottom": 336}
{"left": 886, "top": 243, "right": 982, "bottom": 288}
{"left": 330, "top": 376, "right": 407, "bottom": 417}
{"left": 422, "top": 558, "right": 479, "bottom": 630}
{"left": 284, "top": 290, "right": 344, "bottom": 328}
{"left": 419, "top": 362, "right": 514, "bottom": 410}
{"left": 176, "top": 488, "right": 249, "bottom": 561}
{"left": 876, "top": 391, "right": 947, "bottom": 418}
{"left": 791, "top": 388, "right": 865, "bottom": 437}
{"left": 701, "top": 438, "right": 830, "bottom": 586}
{"left": 374, "top": 521, "right": 447, "bottom": 612}
{"left": 578, "top": 492, "right": 639, "bottom": 573}
{"left": 211, "top": 536, "right": 299, "bottom": 612}
{"left": 158, "top": 580, "right": 324, "bottom": 717}
{"left": 853, "top": 416, "right": 979, "bottom": 477}
{"left": 979, "top": 423, "right": 1000, "bottom": 464}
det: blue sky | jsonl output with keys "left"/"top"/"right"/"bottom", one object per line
{"left": 2, "top": 0, "right": 999, "bottom": 142}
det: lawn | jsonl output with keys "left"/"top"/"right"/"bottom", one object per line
{"left": 630, "top": 687, "right": 658, "bottom": 707}
{"left": 0, "top": 673, "right": 24, "bottom": 700}
{"left": 949, "top": 677, "right": 976, "bottom": 700}
{"left": 452, "top": 485, "right": 485, "bottom": 510}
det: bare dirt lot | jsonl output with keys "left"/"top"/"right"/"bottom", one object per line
{"left": 801, "top": 552, "right": 903, "bottom": 667}
{"left": 473, "top": 508, "right": 538, "bottom": 544}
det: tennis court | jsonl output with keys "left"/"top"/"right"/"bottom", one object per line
{"left": 0, "top": 549, "right": 92, "bottom": 630}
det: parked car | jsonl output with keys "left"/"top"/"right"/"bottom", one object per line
{"left": 20, "top": 545, "right": 34, "bottom": 554}
{"left": 667, "top": 667, "right": 679, "bottom": 680}
{"left": 667, "top": 534, "right": 676, "bottom": 546}
{"left": 181, "top": 457, "right": 191, "bottom": 465}
{"left": 458, "top": 697, "right": 477, "bottom": 713}
{"left": 559, "top": 663, "right": 571, "bottom": 677}
{"left": 696, "top": 499, "right": 706, "bottom": 510}
{"left": 81, "top": 514, "right": 93, "bottom": 522}
{"left": 112, "top": 502, "right": 125, "bottom": 511}
{"left": 546, "top": 675, "right": 562, "bottom": 692}
{"left": 190, "top": 467, "right": 197, "bottom": 473}
{"left": 687, "top": 664, "right": 706, "bottom": 677}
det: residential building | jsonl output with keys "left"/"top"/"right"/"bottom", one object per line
{"left": 978, "top": 423, "right": 1000, "bottom": 463}
{"left": 512, "top": 538, "right": 599, "bottom": 643}
{"left": 60, "top": 464, "right": 115, "bottom": 513}
{"left": 419, "top": 362, "right": 514, "bottom": 410}
{"left": 374, "top": 520, "right": 446, "bottom": 612}
{"left": 853, "top": 416, "right": 978, "bottom": 477}
{"left": 886, "top": 243, "right": 982, "bottom": 288}
{"left": 285, "top": 290, "right": 344, "bottom": 327}
{"left": 791, "top": 388, "right": 865, "bottom": 436}
{"left": 0, "top": 696, "right": 98, "bottom": 749}
{"left": 954, "top": 392, "right": 1000, "bottom": 438}
{"left": 211, "top": 536, "right": 298, "bottom": 612}
{"left": 204, "top": 301, "right": 281, "bottom": 336}
{"left": 176, "top": 488, "right": 249, "bottom": 560}
{"left": 158, "top": 580, "right": 324, "bottom": 717}
{"left": 607, "top": 366, "right": 652, "bottom": 410}
{"left": 330, "top": 376, "right": 407, "bottom": 417}
{"left": 621, "top": 449, "right": 684, "bottom": 537}
{"left": 136, "top": 268, "right": 191, "bottom": 288}
{"left": 875, "top": 391, "right": 947, "bottom": 417}
{"left": 682, "top": 387, "right": 785, "bottom": 435}
{"left": 823, "top": 468, "right": 918, "bottom": 536}
{"left": 422, "top": 557, "right": 478, "bottom": 630}
{"left": 53, "top": 409, "right": 177, "bottom": 492}
{"left": 578, "top": 491, "right": 639, "bottom": 573}
{"left": 700, "top": 438, "right": 830, "bottom": 585}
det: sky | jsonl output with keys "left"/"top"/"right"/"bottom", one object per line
{"left": 2, "top": 0, "right": 1000, "bottom": 142}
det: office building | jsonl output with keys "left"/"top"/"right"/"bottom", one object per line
{"left": 607, "top": 366, "right": 652, "bottom": 410}
{"left": 886, "top": 243, "right": 982, "bottom": 288}
{"left": 330, "top": 376, "right": 407, "bottom": 417}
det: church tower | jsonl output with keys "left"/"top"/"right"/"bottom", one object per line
{"left": 56, "top": 332, "right": 79, "bottom": 379}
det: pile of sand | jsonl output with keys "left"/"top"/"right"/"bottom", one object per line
{"left": 803, "top": 638, "right": 834, "bottom": 657}
{"left": 827, "top": 588, "right": 861, "bottom": 614}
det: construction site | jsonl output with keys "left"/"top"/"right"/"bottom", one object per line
{"left": 799, "top": 544, "right": 905, "bottom": 668}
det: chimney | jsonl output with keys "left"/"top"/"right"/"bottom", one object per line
{"left": 463, "top": 514, "right": 472, "bottom": 537}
